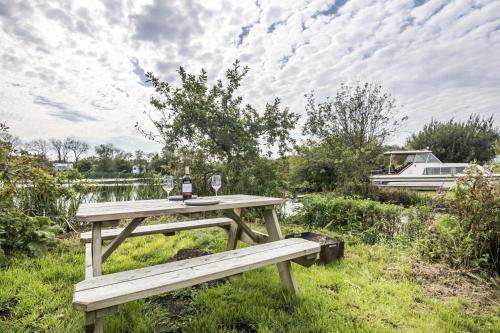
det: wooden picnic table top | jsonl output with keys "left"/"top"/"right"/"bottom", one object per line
{"left": 76, "top": 194, "right": 284, "bottom": 223}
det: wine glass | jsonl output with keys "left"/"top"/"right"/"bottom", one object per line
{"left": 163, "top": 175, "right": 174, "bottom": 202}
{"left": 211, "top": 174, "right": 221, "bottom": 197}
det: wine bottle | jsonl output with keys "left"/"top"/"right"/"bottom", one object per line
{"left": 182, "top": 166, "right": 193, "bottom": 200}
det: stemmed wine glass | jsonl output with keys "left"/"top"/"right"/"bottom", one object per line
{"left": 163, "top": 175, "right": 174, "bottom": 202}
{"left": 211, "top": 174, "right": 221, "bottom": 197}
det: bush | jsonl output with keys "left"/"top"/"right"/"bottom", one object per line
{"left": 290, "top": 194, "right": 403, "bottom": 244}
{"left": 399, "top": 205, "right": 431, "bottom": 244}
{"left": 419, "top": 166, "right": 499, "bottom": 273}
{"left": 0, "top": 125, "right": 76, "bottom": 260}
{"left": 0, "top": 208, "right": 61, "bottom": 262}
{"left": 335, "top": 184, "right": 434, "bottom": 207}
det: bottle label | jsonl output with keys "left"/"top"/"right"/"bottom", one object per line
{"left": 182, "top": 183, "right": 192, "bottom": 193}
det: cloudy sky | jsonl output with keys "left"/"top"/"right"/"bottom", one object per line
{"left": 1, "top": 0, "right": 499, "bottom": 154}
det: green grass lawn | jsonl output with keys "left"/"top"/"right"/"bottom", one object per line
{"left": 0, "top": 222, "right": 498, "bottom": 333}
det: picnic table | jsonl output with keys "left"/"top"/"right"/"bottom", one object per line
{"left": 73, "top": 195, "right": 320, "bottom": 333}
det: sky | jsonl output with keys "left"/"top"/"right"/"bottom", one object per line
{"left": 0, "top": 0, "right": 499, "bottom": 155}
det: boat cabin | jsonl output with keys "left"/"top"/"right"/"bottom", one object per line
{"left": 380, "top": 150, "right": 466, "bottom": 176}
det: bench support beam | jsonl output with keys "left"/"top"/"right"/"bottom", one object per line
{"left": 224, "top": 208, "right": 260, "bottom": 243}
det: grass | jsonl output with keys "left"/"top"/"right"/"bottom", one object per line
{"left": 0, "top": 222, "right": 499, "bottom": 333}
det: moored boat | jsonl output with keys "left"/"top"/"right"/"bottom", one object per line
{"left": 370, "top": 150, "right": 498, "bottom": 190}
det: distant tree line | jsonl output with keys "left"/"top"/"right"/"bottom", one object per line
{"left": 0, "top": 135, "right": 165, "bottom": 178}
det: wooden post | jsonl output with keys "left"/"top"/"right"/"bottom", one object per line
{"left": 91, "top": 222, "right": 102, "bottom": 277}
{"left": 262, "top": 208, "right": 298, "bottom": 295}
{"left": 224, "top": 208, "right": 260, "bottom": 243}
{"left": 226, "top": 221, "right": 240, "bottom": 250}
{"left": 90, "top": 222, "right": 104, "bottom": 332}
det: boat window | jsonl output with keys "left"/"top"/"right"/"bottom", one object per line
{"left": 403, "top": 154, "right": 415, "bottom": 164}
{"left": 415, "top": 153, "right": 441, "bottom": 163}
{"left": 440, "top": 167, "right": 452, "bottom": 175}
{"left": 423, "top": 167, "right": 441, "bottom": 175}
{"left": 455, "top": 167, "right": 465, "bottom": 174}
{"left": 414, "top": 154, "right": 427, "bottom": 163}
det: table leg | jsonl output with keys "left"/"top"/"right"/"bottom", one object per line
{"left": 262, "top": 208, "right": 298, "bottom": 295}
{"left": 226, "top": 221, "right": 240, "bottom": 250}
{"left": 91, "top": 222, "right": 102, "bottom": 276}
{"left": 90, "top": 222, "right": 104, "bottom": 332}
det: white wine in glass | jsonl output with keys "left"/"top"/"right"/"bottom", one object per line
{"left": 211, "top": 175, "right": 221, "bottom": 197}
{"left": 163, "top": 175, "right": 174, "bottom": 202}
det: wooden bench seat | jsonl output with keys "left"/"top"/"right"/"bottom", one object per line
{"left": 73, "top": 238, "right": 320, "bottom": 312}
{"left": 79, "top": 217, "right": 233, "bottom": 243}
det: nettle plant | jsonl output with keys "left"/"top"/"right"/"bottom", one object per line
{"left": 422, "top": 164, "right": 499, "bottom": 273}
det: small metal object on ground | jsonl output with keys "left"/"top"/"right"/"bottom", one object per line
{"left": 286, "top": 232, "right": 344, "bottom": 265}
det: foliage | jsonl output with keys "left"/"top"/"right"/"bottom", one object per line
{"left": 300, "top": 82, "right": 405, "bottom": 189}
{"left": 303, "top": 82, "right": 406, "bottom": 149}
{"left": 138, "top": 60, "right": 299, "bottom": 162}
{"left": 419, "top": 166, "right": 500, "bottom": 273}
{"left": 0, "top": 209, "right": 60, "bottom": 260}
{"left": 407, "top": 114, "right": 499, "bottom": 163}
{"left": 0, "top": 126, "right": 67, "bottom": 258}
{"left": 288, "top": 143, "right": 338, "bottom": 193}
{"left": 399, "top": 205, "right": 431, "bottom": 245}
{"left": 351, "top": 186, "right": 435, "bottom": 207}
{"left": 135, "top": 60, "right": 298, "bottom": 196}
{"left": 289, "top": 194, "right": 403, "bottom": 244}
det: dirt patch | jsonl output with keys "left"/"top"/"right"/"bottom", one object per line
{"left": 319, "top": 284, "right": 340, "bottom": 293}
{"left": 167, "top": 248, "right": 211, "bottom": 262}
{"left": 411, "top": 258, "right": 499, "bottom": 311}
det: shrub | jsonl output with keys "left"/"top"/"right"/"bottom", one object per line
{"left": 290, "top": 194, "right": 403, "bottom": 244}
{"left": 419, "top": 166, "right": 499, "bottom": 273}
{"left": 336, "top": 184, "right": 434, "bottom": 207}
{"left": 399, "top": 205, "right": 431, "bottom": 244}
{"left": 0, "top": 208, "right": 61, "bottom": 262}
{"left": 0, "top": 125, "right": 74, "bottom": 259}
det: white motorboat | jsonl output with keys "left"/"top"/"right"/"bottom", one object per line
{"left": 370, "top": 150, "right": 496, "bottom": 190}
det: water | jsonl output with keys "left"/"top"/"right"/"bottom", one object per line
{"left": 80, "top": 180, "right": 302, "bottom": 217}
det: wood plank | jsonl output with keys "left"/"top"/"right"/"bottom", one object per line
{"left": 85, "top": 243, "right": 93, "bottom": 280}
{"left": 91, "top": 222, "right": 102, "bottom": 277}
{"left": 101, "top": 217, "right": 145, "bottom": 263}
{"left": 226, "top": 221, "right": 240, "bottom": 250}
{"left": 238, "top": 229, "right": 269, "bottom": 245}
{"left": 224, "top": 208, "right": 260, "bottom": 243}
{"left": 73, "top": 238, "right": 319, "bottom": 311}
{"left": 262, "top": 208, "right": 298, "bottom": 294}
{"left": 76, "top": 195, "right": 284, "bottom": 222}
{"left": 75, "top": 238, "right": 313, "bottom": 292}
{"left": 80, "top": 218, "right": 233, "bottom": 243}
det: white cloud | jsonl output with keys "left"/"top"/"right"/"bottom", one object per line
{"left": 0, "top": 0, "right": 498, "bottom": 154}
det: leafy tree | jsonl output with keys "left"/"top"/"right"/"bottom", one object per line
{"left": 137, "top": 60, "right": 299, "bottom": 163}
{"left": 94, "top": 143, "right": 118, "bottom": 174}
{"left": 303, "top": 82, "right": 406, "bottom": 149}
{"left": 301, "top": 82, "right": 405, "bottom": 188}
{"left": 407, "top": 115, "right": 499, "bottom": 163}
{"left": 288, "top": 144, "right": 338, "bottom": 193}
{"left": 75, "top": 158, "right": 93, "bottom": 173}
